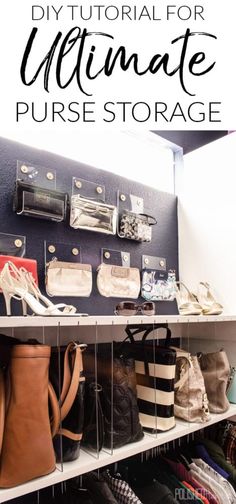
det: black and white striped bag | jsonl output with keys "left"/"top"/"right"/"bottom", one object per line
{"left": 103, "top": 470, "right": 143, "bottom": 504}
{"left": 125, "top": 324, "right": 176, "bottom": 432}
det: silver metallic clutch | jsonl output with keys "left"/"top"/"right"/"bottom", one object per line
{"left": 70, "top": 195, "right": 117, "bottom": 235}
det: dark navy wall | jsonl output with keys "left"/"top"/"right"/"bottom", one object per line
{"left": 0, "top": 136, "right": 179, "bottom": 316}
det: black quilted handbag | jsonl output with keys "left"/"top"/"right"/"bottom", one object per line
{"left": 97, "top": 345, "right": 144, "bottom": 449}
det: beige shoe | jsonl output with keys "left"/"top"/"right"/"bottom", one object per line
{"left": 197, "top": 282, "right": 223, "bottom": 315}
{"left": 175, "top": 281, "right": 202, "bottom": 316}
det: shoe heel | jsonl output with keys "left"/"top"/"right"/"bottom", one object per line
{"left": 22, "top": 299, "right": 27, "bottom": 316}
{"left": 3, "top": 292, "right": 12, "bottom": 316}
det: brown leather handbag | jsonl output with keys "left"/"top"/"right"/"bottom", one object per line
{"left": 198, "top": 349, "right": 230, "bottom": 413}
{"left": 0, "top": 344, "right": 58, "bottom": 488}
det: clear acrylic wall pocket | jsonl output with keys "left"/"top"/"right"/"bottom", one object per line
{"left": 70, "top": 177, "right": 117, "bottom": 235}
{"left": 0, "top": 232, "right": 26, "bottom": 257}
{"left": 117, "top": 191, "right": 157, "bottom": 243}
{"left": 141, "top": 255, "right": 176, "bottom": 301}
{"left": 45, "top": 240, "right": 93, "bottom": 297}
{"left": 13, "top": 161, "right": 68, "bottom": 222}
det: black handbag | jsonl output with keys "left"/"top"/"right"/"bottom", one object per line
{"left": 49, "top": 342, "right": 86, "bottom": 462}
{"left": 13, "top": 180, "right": 68, "bottom": 222}
{"left": 97, "top": 344, "right": 144, "bottom": 449}
{"left": 124, "top": 324, "right": 176, "bottom": 433}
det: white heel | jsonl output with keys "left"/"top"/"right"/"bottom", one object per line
{"left": 197, "top": 282, "right": 223, "bottom": 315}
{"left": 3, "top": 292, "right": 12, "bottom": 316}
{"left": 175, "top": 281, "right": 202, "bottom": 316}
{"left": 0, "top": 262, "right": 82, "bottom": 317}
{"left": 22, "top": 299, "right": 28, "bottom": 316}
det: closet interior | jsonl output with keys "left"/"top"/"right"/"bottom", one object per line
{"left": 0, "top": 131, "right": 236, "bottom": 504}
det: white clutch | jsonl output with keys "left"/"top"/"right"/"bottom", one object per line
{"left": 46, "top": 260, "right": 92, "bottom": 297}
{"left": 97, "top": 263, "right": 141, "bottom": 299}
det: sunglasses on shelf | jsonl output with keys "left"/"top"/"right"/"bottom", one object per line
{"left": 114, "top": 301, "right": 155, "bottom": 316}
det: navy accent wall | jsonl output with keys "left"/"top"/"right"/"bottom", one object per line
{"left": 0, "top": 137, "right": 179, "bottom": 316}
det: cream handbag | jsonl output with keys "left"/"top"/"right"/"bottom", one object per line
{"left": 46, "top": 260, "right": 92, "bottom": 297}
{"left": 174, "top": 348, "right": 210, "bottom": 423}
{"left": 97, "top": 263, "right": 140, "bottom": 299}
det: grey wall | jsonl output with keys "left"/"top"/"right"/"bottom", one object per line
{"left": 0, "top": 137, "right": 179, "bottom": 316}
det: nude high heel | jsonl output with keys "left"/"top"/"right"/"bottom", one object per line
{"left": 197, "top": 282, "right": 223, "bottom": 315}
{"left": 0, "top": 262, "right": 79, "bottom": 316}
{"left": 175, "top": 281, "right": 202, "bottom": 316}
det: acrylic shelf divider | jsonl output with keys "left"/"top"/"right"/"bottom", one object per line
{"left": 1, "top": 404, "right": 236, "bottom": 503}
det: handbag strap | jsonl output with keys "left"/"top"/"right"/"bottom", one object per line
{"left": 138, "top": 213, "right": 157, "bottom": 226}
{"left": 125, "top": 324, "right": 172, "bottom": 347}
{"left": 48, "top": 381, "right": 61, "bottom": 438}
{"left": 60, "top": 343, "right": 86, "bottom": 421}
{"left": 51, "top": 342, "right": 86, "bottom": 441}
{"left": 174, "top": 356, "right": 192, "bottom": 390}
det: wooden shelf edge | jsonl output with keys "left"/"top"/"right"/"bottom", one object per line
{"left": 1, "top": 404, "right": 236, "bottom": 502}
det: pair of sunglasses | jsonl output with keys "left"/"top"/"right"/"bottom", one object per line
{"left": 115, "top": 301, "right": 155, "bottom": 316}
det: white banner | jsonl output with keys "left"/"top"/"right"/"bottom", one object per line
{"left": 0, "top": 0, "right": 235, "bottom": 130}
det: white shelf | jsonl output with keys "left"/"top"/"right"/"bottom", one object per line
{"left": 0, "top": 314, "right": 236, "bottom": 328}
{"left": 1, "top": 404, "right": 236, "bottom": 503}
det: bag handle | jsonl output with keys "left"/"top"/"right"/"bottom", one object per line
{"left": 138, "top": 213, "right": 157, "bottom": 226}
{"left": 174, "top": 356, "right": 192, "bottom": 390}
{"left": 49, "top": 381, "right": 60, "bottom": 438}
{"left": 60, "top": 343, "right": 85, "bottom": 421}
{"left": 50, "top": 342, "right": 86, "bottom": 441}
{"left": 125, "top": 324, "right": 172, "bottom": 347}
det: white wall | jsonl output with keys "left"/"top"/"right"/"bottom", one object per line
{"left": 2, "top": 130, "right": 175, "bottom": 193}
{"left": 176, "top": 132, "right": 236, "bottom": 314}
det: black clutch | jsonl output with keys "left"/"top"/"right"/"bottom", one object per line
{"left": 13, "top": 180, "right": 68, "bottom": 222}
